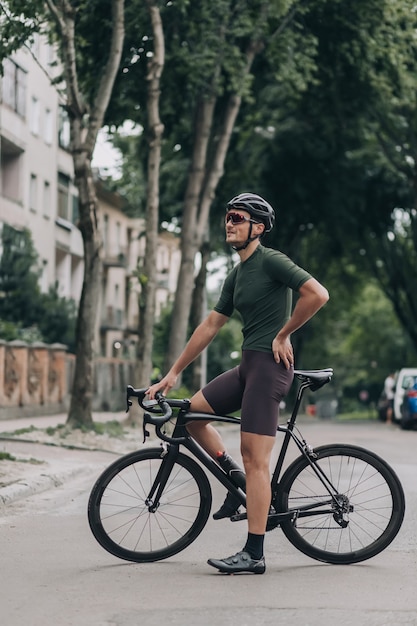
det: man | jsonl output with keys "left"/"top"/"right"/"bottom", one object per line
{"left": 384, "top": 372, "right": 396, "bottom": 424}
{"left": 147, "top": 192, "right": 329, "bottom": 574}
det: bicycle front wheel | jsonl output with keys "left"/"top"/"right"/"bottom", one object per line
{"left": 277, "top": 444, "right": 405, "bottom": 564}
{"left": 88, "top": 447, "right": 212, "bottom": 563}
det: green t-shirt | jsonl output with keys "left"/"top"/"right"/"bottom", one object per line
{"left": 214, "top": 245, "right": 311, "bottom": 352}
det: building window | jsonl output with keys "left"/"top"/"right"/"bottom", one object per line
{"left": 43, "top": 180, "right": 51, "bottom": 217}
{"left": 57, "top": 172, "right": 70, "bottom": 220}
{"left": 116, "top": 221, "right": 121, "bottom": 254}
{"left": 1, "top": 147, "right": 22, "bottom": 203}
{"left": 72, "top": 194, "right": 79, "bottom": 223}
{"left": 29, "top": 173, "right": 38, "bottom": 212}
{"left": 1, "top": 58, "right": 27, "bottom": 117}
{"left": 30, "top": 96, "right": 40, "bottom": 136}
{"left": 103, "top": 214, "right": 109, "bottom": 253}
{"left": 44, "top": 108, "right": 53, "bottom": 145}
{"left": 58, "top": 105, "right": 70, "bottom": 149}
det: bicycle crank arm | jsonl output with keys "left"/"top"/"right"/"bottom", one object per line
{"left": 230, "top": 510, "right": 298, "bottom": 524}
{"left": 230, "top": 512, "right": 247, "bottom": 522}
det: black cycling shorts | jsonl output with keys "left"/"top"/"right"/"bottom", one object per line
{"left": 201, "top": 349, "right": 294, "bottom": 436}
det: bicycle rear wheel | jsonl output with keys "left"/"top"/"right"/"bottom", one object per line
{"left": 277, "top": 444, "right": 405, "bottom": 564}
{"left": 88, "top": 447, "right": 212, "bottom": 562}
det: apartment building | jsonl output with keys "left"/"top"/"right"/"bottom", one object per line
{"left": 0, "top": 36, "right": 180, "bottom": 358}
{"left": 97, "top": 181, "right": 181, "bottom": 359}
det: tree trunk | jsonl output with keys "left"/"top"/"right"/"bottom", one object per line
{"left": 136, "top": 2, "right": 165, "bottom": 387}
{"left": 189, "top": 239, "right": 210, "bottom": 391}
{"left": 67, "top": 159, "right": 101, "bottom": 428}
{"left": 164, "top": 96, "right": 216, "bottom": 372}
{"left": 44, "top": 0, "right": 125, "bottom": 427}
{"left": 165, "top": 72, "right": 253, "bottom": 373}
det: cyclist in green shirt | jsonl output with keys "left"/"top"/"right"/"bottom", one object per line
{"left": 147, "top": 192, "right": 329, "bottom": 574}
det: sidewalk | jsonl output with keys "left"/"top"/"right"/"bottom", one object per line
{"left": 0, "top": 411, "right": 137, "bottom": 506}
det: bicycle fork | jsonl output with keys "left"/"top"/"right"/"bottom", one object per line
{"left": 144, "top": 444, "right": 178, "bottom": 513}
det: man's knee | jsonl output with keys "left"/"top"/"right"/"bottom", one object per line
{"left": 186, "top": 391, "right": 215, "bottom": 437}
{"left": 241, "top": 433, "right": 274, "bottom": 470}
{"left": 186, "top": 420, "right": 205, "bottom": 436}
{"left": 190, "top": 390, "right": 215, "bottom": 413}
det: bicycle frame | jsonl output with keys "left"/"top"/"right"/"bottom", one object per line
{"left": 140, "top": 372, "right": 341, "bottom": 526}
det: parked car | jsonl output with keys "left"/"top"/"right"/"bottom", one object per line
{"left": 398, "top": 373, "right": 417, "bottom": 430}
{"left": 377, "top": 369, "right": 417, "bottom": 428}
{"left": 393, "top": 367, "right": 417, "bottom": 430}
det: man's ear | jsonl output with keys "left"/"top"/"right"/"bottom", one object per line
{"left": 254, "top": 222, "right": 265, "bottom": 236}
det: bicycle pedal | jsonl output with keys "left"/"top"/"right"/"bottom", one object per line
{"left": 230, "top": 512, "right": 247, "bottom": 522}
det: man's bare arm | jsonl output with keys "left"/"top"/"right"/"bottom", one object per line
{"left": 272, "top": 278, "right": 329, "bottom": 368}
{"left": 147, "top": 311, "right": 229, "bottom": 398}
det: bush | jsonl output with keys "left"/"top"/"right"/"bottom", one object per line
{"left": 0, "top": 226, "right": 76, "bottom": 350}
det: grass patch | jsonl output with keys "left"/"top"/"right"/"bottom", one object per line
{"left": 3, "top": 419, "right": 126, "bottom": 441}
{"left": 45, "top": 420, "right": 126, "bottom": 438}
{"left": 70, "top": 420, "right": 125, "bottom": 437}
{"left": 45, "top": 424, "right": 73, "bottom": 439}
{"left": 0, "top": 452, "right": 44, "bottom": 465}
{"left": 336, "top": 411, "right": 378, "bottom": 422}
{"left": 90, "top": 420, "right": 125, "bottom": 437}
{"left": 0, "top": 451, "right": 16, "bottom": 461}
{"left": 0, "top": 425, "right": 38, "bottom": 437}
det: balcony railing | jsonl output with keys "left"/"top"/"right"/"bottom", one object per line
{"left": 101, "top": 306, "right": 124, "bottom": 329}
{"left": 102, "top": 246, "right": 128, "bottom": 268}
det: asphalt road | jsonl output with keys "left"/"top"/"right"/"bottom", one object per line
{"left": 1, "top": 418, "right": 416, "bottom": 626}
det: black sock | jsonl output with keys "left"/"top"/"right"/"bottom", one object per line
{"left": 243, "top": 532, "right": 264, "bottom": 560}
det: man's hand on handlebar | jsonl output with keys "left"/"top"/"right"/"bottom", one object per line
{"left": 146, "top": 372, "right": 178, "bottom": 400}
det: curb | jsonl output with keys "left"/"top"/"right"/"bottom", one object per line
{"left": 0, "top": 464, "right": 96, "bottom": 506}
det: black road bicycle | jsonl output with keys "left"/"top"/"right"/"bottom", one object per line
{"left": 88, "top": 369, "right": 405, "bottom": 565}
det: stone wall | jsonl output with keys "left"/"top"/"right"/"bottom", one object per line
{"left": 0, "top": 340, "right": 137, "bottom": 420}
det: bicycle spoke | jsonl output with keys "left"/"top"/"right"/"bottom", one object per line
{"left": 88, "top": 449, "right": 211, "bottom": 562}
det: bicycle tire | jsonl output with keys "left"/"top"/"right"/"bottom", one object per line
{"left": 88, "top": 447, "right": 212, "bottom": 563}
{"left": 276, "top": 444, "right": 405, "bottom": 565}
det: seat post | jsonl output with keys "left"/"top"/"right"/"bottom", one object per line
{"left": 287, "top": 381, "right": 311, "bottom": 429}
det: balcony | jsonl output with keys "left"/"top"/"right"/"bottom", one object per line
{"left": 101, "top": 306, "right": 125, "bottom": 330}
{"left": 102, "top": 246, "right": 128, "bottom": 268}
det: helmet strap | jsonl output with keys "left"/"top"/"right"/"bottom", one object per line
{"left": 231, "top": 223, "right": 260, "bottom": 251}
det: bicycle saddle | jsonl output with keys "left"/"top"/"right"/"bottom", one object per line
{"left": 294, "top": 368, "right": 333, "bottom": 390}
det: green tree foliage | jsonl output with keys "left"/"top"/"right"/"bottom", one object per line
{"left": 321, "top": 281, "right": 416, "bottom": 410}
{"left": 38, "top": 283, "right": 77, "bottom": 350}
{"left": 0, "top": 224, "right": 43, "bottom": 325}
{"left": 213, "top": 0, "right": 417, "bottom": 370}
{"left": 0, "top": 225, "right": 76, "bottom": 347}
{"left": 260, "top": 0, "right": 417, "bottom": 349}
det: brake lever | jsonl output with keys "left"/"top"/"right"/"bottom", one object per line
{"left": 142, "top": 413, "right": 151, "bottom": 443}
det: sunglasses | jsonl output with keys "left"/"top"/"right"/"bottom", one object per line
{"left": 225, "top": 211, "right": 258, "bottom": 225}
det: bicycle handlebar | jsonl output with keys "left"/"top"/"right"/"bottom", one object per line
{"left": 126, "top": 385, "right": 173, "bottom": 425}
